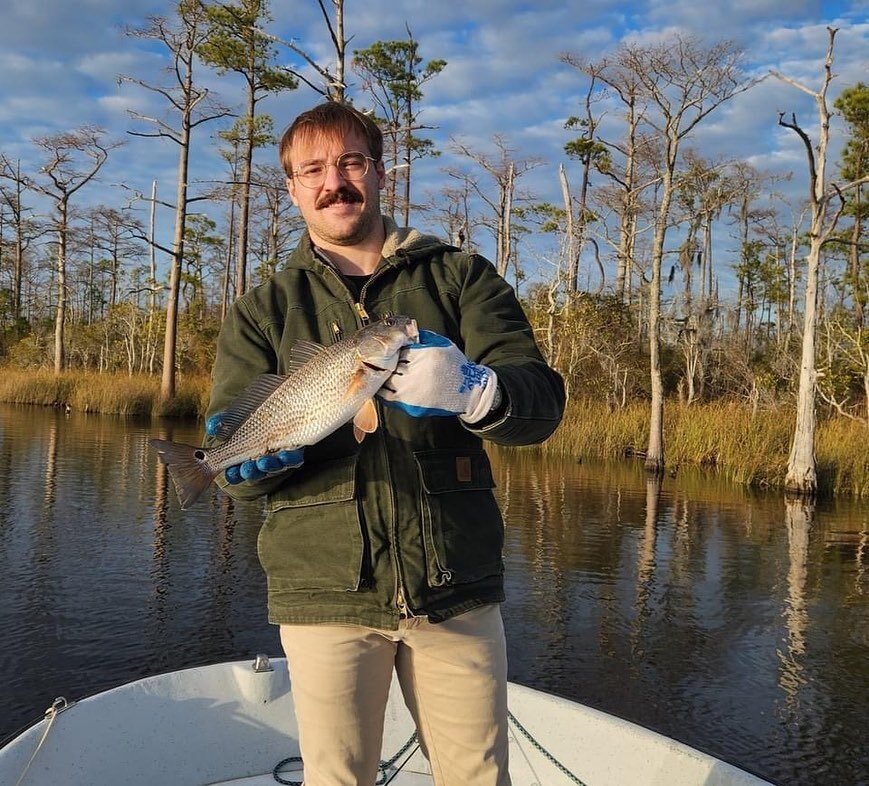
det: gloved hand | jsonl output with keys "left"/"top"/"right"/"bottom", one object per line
{"left": 206, "top": 412, "right": 305, "bottom": 484}
{"left": 377, "top": 329, "right": 500, "bottom": 423}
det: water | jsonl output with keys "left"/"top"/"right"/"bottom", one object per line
{"left": 0, "top": 403, "right": 866, "bottom": 785}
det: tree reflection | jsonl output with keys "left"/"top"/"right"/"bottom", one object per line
{"left": 778, "top": 497, "right": 813, "bottom": 707}
{"left": 209, "top": 493, "right": 238, "bottom": 629}
{"left": 42, "top": 416, "right": 59, "bottom": 515}
{"left": 150, "top": 423, "right": 171, "bottom": 636}
{"left": 630, "top": 475, "right": 662, "bottom": 660}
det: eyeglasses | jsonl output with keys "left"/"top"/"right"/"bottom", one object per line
{"left": 291, "top": 151, "right": 377, "bottom": 188}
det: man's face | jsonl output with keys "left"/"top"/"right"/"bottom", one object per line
{"left": 286, "top": 130, "right": 385, "bottom": 249}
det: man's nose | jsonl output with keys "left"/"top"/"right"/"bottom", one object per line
{"left": 322, "top": 161, "right": 348, "bottom": 189}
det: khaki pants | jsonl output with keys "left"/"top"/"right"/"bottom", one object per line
{"left": 280, "top": 604, "right": 511, "bottom": 786}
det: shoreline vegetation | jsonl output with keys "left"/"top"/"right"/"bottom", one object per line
{"left": 0, "top": 369, "right": 210, "bottom": 419}
{"left": 1, "top": 368, "right": 866, "bottom": 498}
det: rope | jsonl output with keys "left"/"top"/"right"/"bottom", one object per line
{"left": 376, "top": 733, "right": 419, "bottom": 785}
{"left": 508, "top": 709, "right": 588, "bottom": 786}
{"left": 273, "top": 733, "right": 419, "bottom": 785}
{"left": 14, "top": 697, "right": 72, "bottom": 786}
{"left": 273, "top": 709, "right": 589, "bottom": 785}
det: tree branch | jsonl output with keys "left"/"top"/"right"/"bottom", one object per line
{"left": 778, "top": 112, "right": 818, "bottom": 196}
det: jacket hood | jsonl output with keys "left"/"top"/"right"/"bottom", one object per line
{"left": 380, "top": 216, "right": 446, "bottom": 259}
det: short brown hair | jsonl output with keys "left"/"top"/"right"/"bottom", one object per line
{"left": 279, "top": 102, "right": 383, "bottom": 177}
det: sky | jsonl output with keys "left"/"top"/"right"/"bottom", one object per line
{"left": 0, "top": 0, "right": 867, "bottom": 296}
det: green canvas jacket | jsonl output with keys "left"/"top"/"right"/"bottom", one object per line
{"left": 206, "top": 219, "right": 565, "bottom": 628}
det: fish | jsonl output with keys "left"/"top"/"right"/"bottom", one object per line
{"left": 150, "top": 316, "right": 419, "bottom": 509}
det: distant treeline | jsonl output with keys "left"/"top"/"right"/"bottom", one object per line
{"left": 0, "top": 6, "right": 866, "bottom": 498}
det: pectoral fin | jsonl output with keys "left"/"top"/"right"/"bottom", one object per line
{"left": 352, "top": 399, "right": 379, "bottom": 443}
{"left": 346, "top": 367, "right": 368, "bottom": 399}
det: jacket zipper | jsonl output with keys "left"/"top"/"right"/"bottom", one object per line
{"left": 359, "top": 265, "right": 416, "bottom": 617}
{"left": 354, "top": 302, "right": 370, "bottom": 324}
{"left": 323, "top": 255, "right": 413, "bottom": 616}
{"left": 318, "top": 247, "right": 404, "bottom": 329}
{"left": 378, "top": 399, "right": 414, "bottom": 618}
{"left": 317, "top": 252, "right": 374, "bottom": 329}
{"left": 356, "top": 263, "right": 396, "bottom": 325}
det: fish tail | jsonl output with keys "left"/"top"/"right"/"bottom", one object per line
{"left": 149, "top": 438, "right": 216, "bottom": 510}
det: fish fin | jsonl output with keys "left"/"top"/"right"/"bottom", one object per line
{"left": 353, "top": 424, "right": 366, "bottom": 443}
{"left": 212, "top": 374, "right": 287, "bottom": 440}
{"left": 353, "top": 399, "right": 379, "bottom": 438}
{"left": 149, "top": 439, "right": 216, "bottom": 510}
{"left": 287, "top": 340, "right": 326, "bottom": 373}
{"left": 345, "top": 367, "right": 369, "bottom": 399}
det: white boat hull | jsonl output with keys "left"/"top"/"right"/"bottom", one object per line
{"left": 0, "top": 658, "right": 771, "bottom": 785}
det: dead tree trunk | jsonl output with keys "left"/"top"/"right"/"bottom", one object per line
{"left": 771, "top": 27, "right": 864, "bottom": 496}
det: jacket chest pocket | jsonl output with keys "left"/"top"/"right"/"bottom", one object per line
{"left": 258, "top": 455, "right": 364, "bottom": 592}
{"left": 414, "top": 450, "right": 504, "bottom": 587}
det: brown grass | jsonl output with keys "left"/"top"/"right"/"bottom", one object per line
{"left": 0, "top": 368, "right": 210, "bottom": 418}
{"left": 545, "top": 398, "right": 869, "bottom": 497}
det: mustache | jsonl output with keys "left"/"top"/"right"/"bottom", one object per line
{"left": 316, "top": 187, "right": 363, "bottom": 209}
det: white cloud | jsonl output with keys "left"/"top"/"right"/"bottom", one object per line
{"left": 0, "top": 0, "right": 865, "bottom": 290}
{"left": 77, "top": 50, "right": 155, "bottom": 81}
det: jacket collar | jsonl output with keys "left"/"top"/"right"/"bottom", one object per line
{"left": 284, "top": 216, "right": 446, "bottom": 274}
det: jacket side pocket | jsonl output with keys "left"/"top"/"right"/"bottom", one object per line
{"left": 258, "top": 454, "right": 364, "bottom": 592}
{"left": 414, "top": 449, "right": 504, "bottom": 587}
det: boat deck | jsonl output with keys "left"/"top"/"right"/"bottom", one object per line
{"left": 210, "top": 755, "right": 432, "bottom": 785}
{"left": 0, "top": 659, "right": 773, "bottom": 786}
{"left": 211, "top": 771, "right": 432, "bottom": 785}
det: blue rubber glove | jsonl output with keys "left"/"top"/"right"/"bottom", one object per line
{"left": 377, "top": 329, "right": 500, "bottom": 422}
{"left": 206, "top": 412, "right": 304, "bottom": 484}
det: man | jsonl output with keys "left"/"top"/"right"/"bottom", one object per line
{"left": 206, "top": 101, "right": 565, "bottom": 786}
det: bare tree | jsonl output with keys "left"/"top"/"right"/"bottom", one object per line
{"left": 0, "top": 157, "right": 39, "bottom": 332}
{"left": 427, "top": 175, "right": 476, "bottom": 251}
{"left": 562, "top": 53, "right": 658, "bottom": 306}
{"left": 557, "top": 62, "right": 611, "bottom": 294}
{"left": 731, "top": 162, "right": 770, "bottom": 337}
{"left": 249, "top": 163, "right": 305, "bottom": 284}
{"left": 616, "top": 35, "right": 754, "bottom": 474}
{"left": 88, "top": 206, "right": 145, "bottom": 315}
{"left": 450, "top": 135, "right": 543, "bottom": 277}
{"left": 256, "top": 0, "right": 349, "bottom": 102}
{"left": 671, "top": 153, "right": 744, "bottom": 404}
{"left": 817, "top": 316, "right": 869, "bottom": 424}
{"left": 123, "top": 0, "right": 231, "bottom": 400}
{"left": 772, "top": 27, "right": 869, "bottom": 495}
{"left": 30, "top": 127, "right": 119, "bottom": 373}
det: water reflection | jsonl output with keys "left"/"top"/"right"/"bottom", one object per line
{"left": 150, "top": 422, "right": 171, "bottom": 644}
{"left": 490, "top": 450, "right": 868, "bottom": 785}
{"left": 42, "top": 417, "right": 59, "bottom": 514}
{"left": 634, "top": 477, "right": 661, "bottom": 651}
{"left": 0, "top": 405, "right": 866, "bottom": 784}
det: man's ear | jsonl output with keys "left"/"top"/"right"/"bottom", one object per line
{"left": 286, "top": 177, "right": 299, "bottom": 206}
{"left": 375, "top": 160, "right": 386, "bottom": 190}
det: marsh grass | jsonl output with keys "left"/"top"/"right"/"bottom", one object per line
{"left": 548, "top": 398, "right": 869, "bottom": 497}
{"left": 0, "top": 369, "right": 210, "bottom": 418}
{"left": 1, "top": 371, "right": 865, "bottom": 496}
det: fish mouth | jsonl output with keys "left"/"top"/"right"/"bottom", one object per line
{"left": 407, "top": 319, "right": 419, "bottom": 342}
